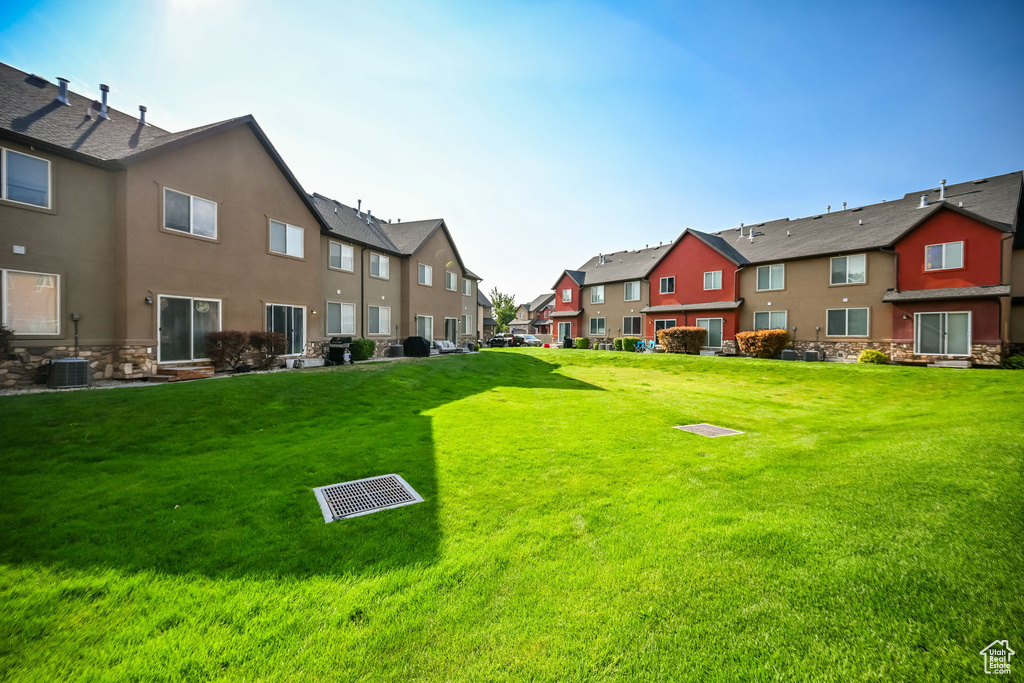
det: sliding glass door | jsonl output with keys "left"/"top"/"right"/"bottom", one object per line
{"left": 159, "top": 295, "right": 221, "bottom": 363}
{"left": 915, "top": 312, "right": 970, "bottom": 356}
{"left": 266, "top": 304, "right": 305, "bottom": 355}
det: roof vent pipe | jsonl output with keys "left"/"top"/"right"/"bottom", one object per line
{"left": 939, "top": 179, "right": 947, "bottom": 200}
{"left": 858, "top": 219, "right": 863, "bottom": 225}
{"left": 356, "top": 199, "right": 362, "bottom": 216}
{"left": 827, "top": 205, "right": 831, "bottom": 213}
{"left": 920, "top": 195, "right": 928, "bottom": 208}
{"left": 99, "top": 84, "right": 110, "bottom": 119}
{"left": 56, "top": 77, "right": 70, "bottom": 105}
{"left": 367, "top": 209, "right": 372, "bottom": 225}
{"left": 138, "top": 105, "right": 146, "bottom": 124}
{"left": 842, "top": 202, "right": 847, "bottom": 210}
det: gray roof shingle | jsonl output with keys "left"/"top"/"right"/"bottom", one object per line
{"left": 882, "top": 285, "right": 1011, "bottom": 302}
{"left": 477, "top": 290, "right": 492, "bottom": 307}
{"left": 641, "top": 300, "right": 744, "bottom": 313}
{"left": 525, "top": 293, "right": 554, "bottom": 311}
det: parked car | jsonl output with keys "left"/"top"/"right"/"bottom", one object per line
{"left": 488, "top": 333, "right": 527, "bottom": 348}
{"left": 521, "top": 334, "right": 544, "bottom": 347}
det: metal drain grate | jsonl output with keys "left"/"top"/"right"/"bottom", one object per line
{"left": 673, "top": 423, "right": 744, "bottom": 437}
{"left": 313, "top": 474, "right": 423, "bottom": 522}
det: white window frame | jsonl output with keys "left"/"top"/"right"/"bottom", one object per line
{"left": 416, "top": 314, "right": 434, "bottom": 340}
{"left": 326, "top": 301, "right": 356, "bottom": 335}
{"left": 269, "top": 219, "right": 304, "bottom": 258}
{"left": 654, "top": 319, "right": 675, "bottom": 334}
{"left": 660, "top": 276, "right": 675, "bottom": 294}
{"left": 370, "top": 253, "right": 390, "bottom": 279}
{"left": 1, "top": 147, "right": 52, "bottom": 209}
{"left": 624, "top": 281, "right": 641, "bottom": 302}
{"left": 445, "top": 271, "right": 457, "bottom": 291}
{"left": 157, "top": 294, "right": 223, "bottom": 363}
{"left": 418, "top": 263, "right": 433, "bottom": 286}
{"left": 2, "top": 268, "right": 61, "bottom": 336}
{"left": 462, "top": 278, "right": 472, "bottom": 296}
{"left": 695, "top": 317, "right": 724, "bottom": 348}
{"left": 163, "top": 187, "right": 218, "bottom": 239}
{"left": 830, "top": 254, "right": 866, "bottom": 285}
{"left": 368, "top": 305, "right": 391, "bottom": 335}
{"left": 622, "top": 316, "right": 642, "bottom": 335}
{"left": 914, "top": 311, "right": 972, "bottom": 356}
{"left": 328, "top": 241, "right": 355, "bottom": 272}
{"left": 589, "top": 317, "right": 606, "bottom": 335}
{"left": 703, "top": 270, "right": 722, "bottom": 291}
{"left": 591, "top": 285, "right": 605, "bottom": 304}
{"left": 756, "top": 264, "right": 785, "bottom": 291}
{"left": 924, "top": 241, "right": 965, "bottom": 271}
{"left": 562, "top": 288, "right": 573, "bottom": 303}
{"left": 825, "top": 307, "right": 870, "bottom": 337}
{"left": 753, "top": 310, "right": 787, "bottom": 330}
{"left": 461, "top": 314, "right": 473, "bottom": 335}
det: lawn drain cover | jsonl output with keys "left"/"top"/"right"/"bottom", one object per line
{"left": 673, "top": 423, "right": 744, "bottom": 437}
{"left": 313, "top": 474, "right": 423, "bottom": 523}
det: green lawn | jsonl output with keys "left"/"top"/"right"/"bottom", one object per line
{"left": 1, "top": 350, "right": 1022, "bottom": 681}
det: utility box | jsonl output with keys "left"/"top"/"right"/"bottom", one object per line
{"left": 781, "top": 349, "right": 796, "bottom": 361}
{"left": 804, "top": 350, "right": 820, "bottom": 362}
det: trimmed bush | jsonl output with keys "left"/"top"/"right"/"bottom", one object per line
{"left": 1003, "top": 355, "right": 1024, "bottom": 370}
{"left": 0, "top": 323, "right": 13, "bottom": 358}
{"left": 735, "top": 329, "right": 790, "bottom": 359}
{"left": 613, "top": 338, "right": 623, "bottom": 351}
{"left": 574, "top": 337, "right": 590, "bottom": 349}
{"left": 248, "top": 331, "right": 288, "bottom": 370}
{"left": 620, "top": 336, "right": 641, "bottom": 353}
{"left": 349, "top": 338, "right": 376, "bottom": 361}
{"left": 658, "top": 326, "right": 706, "bottom": 354}
{"left": 857, "top": 349, "right": 889, "bottom": 365}
{"left": 204, "top": 330, "right": 249, "bottom": 370}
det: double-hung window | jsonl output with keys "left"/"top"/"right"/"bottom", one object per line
{"left": 756, "top": 264, "right": 785, "bottom": 291}
{"left": 562, "top": 288, "right": 573, "bottom": 302}
{"left": 623, "top": 316, "right": 641, "bottom": 335}
{"left": 830, "top": 254, "right": 866, "bottom": 284}
{"left": 461, "top": 314, "right": 473, "bottom": 334}
{"left": 753, "top": 310, "right": 787, "bottom": 330}
{"left": 164, "top": 188, "right": 217, "bottom": 238}
{"left": 326, "top": 302, "right": 356, "bottom": 335}
{"left": 462, "top": 279, "right": 472, "bottom": 296}
{"left": 418, "top": 264, "right": 433, "bottom": 286}
{"left": 416, "top": 315, "right": 434, "bottom": 340}
{"left": 370, "top": 253, "right": 389, "bottom": 278}
{"left": 925, "top": 242, "right": 964, "bottom": 271}
{"left": 660, "top": 276, "right": 675, "bottom": 294}
{"left": 1, "top": 148, "right": 50, "bottom": 208}
{"left": 445, "top": 271, "right": 457, "bottom": 291}
{"left": 589, "top": 317, "right": 606, "bottom": 335}
{"left": 368, "top": 305, "right": 391, "bottom": 335}
{"left": 329, "top": 242, "right": 354, "bottom": 271}
{"left": 2, "top": 269, "right": 60, "bottom": 335}
{"left": 269, "top": 220, "right": 303, "bottom": 258}
{"left": 826, "top": 308, "right": 869, "bottom": 337}
{"left": 704, "top": 270, "right": 722, "bottom": 290}
{"left": 624, "top": 281, "right": 640, "bottom": 301}
{"left": 590, "top": 285, "right": 605, "bottom": 304}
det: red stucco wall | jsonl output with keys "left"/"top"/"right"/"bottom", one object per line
{"left": 890, "top": 299, "right": 1001, "bottom": 343}
{"left": 895, "top": 209, "right": 1005, "bottom": 290}
{"left": 648, "top": 233, "right": 738, "bottom": 307}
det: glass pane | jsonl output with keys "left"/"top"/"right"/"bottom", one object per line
{"left": 827, "top": 309, "right": 846, "bottom": 336}
{"left": 946, "top": 312, "right": 970, "bottom": 355}
{"left": 159, "top": 297, "right": 191, "bottom": 362}
{"left": 291, "top": 307, "right": 304, "bottom": 354}
{"left": 6, "top": 151, "right": 49, "bottom": 207}
{"left": 754, "top": 312, "right": 768, "bottom": 330}
{"left": 192, "top": 300, "right": 220, "bottom": 358}
{"left": 369, "top": 306, "right": 380, "bottom": 334}
{"left": 925, "top": 245, "right": 943, "bottom": 270}
{"left": 831, "top": 257, "right": 847, "bottom": 285}
{"left": 327, "top": 302, "right": 341, "bottom": 334}
{"left": 380, "top": 256, "right": 389, "bottom": 278}
{"left": 286, "top": 225, "right": 303, "bottom": 257}
{"left": 192, "top": 197, "right": 216, "bottom": 238}
{"left": 772, "top": 264, "right": 784, "bottom": 289}
{"left": 757, "top": 268, "right": 770, "bottom": 290}
{"left": 342, "top": 245, "right": 354, "bottom": 271}
{"left": 847, "top": 255, "right": 866, "bottom": 283}
{"left": 330, "top": 243, "right": 342, "bottom": 269}
{"left": 916, "top": 313, "right": 943, "bottom": 354}
{"left": 270, "top": 221, "right": 287, "bottom": 254}
{"left": 380, "top": 307, "right": 390, "bottom": 335}
{"left": 342, "top": 304, "right": 355, "bottom": 334}
{"left": 5, "top": 271, "right": 58, "bottom": 334}
{"left": 164, "top": 189, "right": 190, "bottom": 232}
{"left": 770, "top": 311, "right": 786, "bottom": 329}
{"left": 848, "top": 308, "right": 868, "bottom": 336}
{"left": 707, "top": 319, "right": 723, "bottom": 347}
{"left": 945, "top": 242, "right": 963, "bottom": 269}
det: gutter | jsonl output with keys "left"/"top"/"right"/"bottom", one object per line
{"left": 359, "top": 246, "right": 367, "bottom": 338}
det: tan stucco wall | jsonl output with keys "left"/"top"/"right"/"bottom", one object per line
{"left": 400, "top": 227, "right": 466, "bottom": 339}
{"left": 0, "top": 141, "right": 117, "bottom": 346}
{"left": 118, "top": 125, "right": 323, "bottom": 351}
{"left": 581, "top": 279, "right": 649, "bottom": 337}
{"left": 321, "top": 234, "right": 361, "bottom": 338}
{"left": 738, "top": 251, "right": 895, "bottom": 342}
{"left": 1010, "top": 250, "right": 1024, "bottom": 344}
{"left": 363, "top": 248, "right": 403, "bottom": 339}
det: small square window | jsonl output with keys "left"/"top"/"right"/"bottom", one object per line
{"left": 3, "top": 149, "right": 51, "bottom": 208}
{"left": 269, "top": 219, "right": 303, "bottom": 257}
{"left": 660, "top": 277, "right": 675, "bottom": 294}
{"left": 371, "top": 253, "right": 390, "bottom": 279}
{"left": 418, "top": 264, "right": 433, "bottom": 286}
{"left": 703, "top": 271, "right": 722, "bottom": 290}
{"left": 925, "top": 242, "right": 963, "bottom": 271}
{"left": 756, "top": 264, "right": 785, "bottom": 291}
{"left": 445, "top": 271, "right": 457, "bottom": 291}
{"left": 591, "top": 285, "right": 605, "bottom": 304}
{"left": 329, "top": 242, "right": 354, "bottom": 271}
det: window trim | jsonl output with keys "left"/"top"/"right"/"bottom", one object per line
{"left": 924, "top": 241, "right": 965, "bottom": 272}
{"left": 695, "top": 317, "right": 724, "bottom": 348}
{"left": 590, "top": 285, "right": 605, "bottom": 305}
{"left": 162, "top": 187, "right": 218, "bottom": 240}
{"left": 624, "top": 281, "right": 641, "bottom": 302}
{"left": 622, "top": 316, "right": 642, "bottom": 335}
{"left": 703, "top": 270, "right": 722, "bottom": 291}
{"left": 268, "top": 219, "right": 304, "bottom": 259}
{"left": 829, "top": 254, "right": 867, "bottom": 286}
{"left": 660, "top": 276, "right": 675, "bottom": 294}
{"left": 461, "top": 278, "right": 472, "bottom": 296}
{"left": 914, "top": 311, "right": 972, "bottom": 356}
{"left": 756, "top": 264, "right": 785, "bottom": 292}
{"left": 367, "top": 304, "right": 391, "bottom": 336}
{"left": 562, "top": 288, "right": 573, "bottom": 303}
{"left": 589, "top": 316, "right": 606, "bottom": 336}
{"left": 369, "top": 253, "right": 390, "bottom": 280}
{"left": 325, "top": 300, "right": 356, "bottom": 336}
{"left": 753, "top": 310, "right": 788, "bottom": 331}
{"left": 157, "top": 294, "right": 223, "bottom": 364}
{"left": 1, "top": 147, "right": 52, "bottom": 210}
{"left": 461, "top": 314, "right": 473, "bottom": 335}
{"left": 328, "top": 241, "right": 355, "bottom": 272}
{"left": 418, "top": 263, "right": 433, "bottom": 287}
{"left": 825, "top": 307, "right": 870, "bottom": 338}
{"left": 2, "top": 268, "right": 61, "bottom": 336}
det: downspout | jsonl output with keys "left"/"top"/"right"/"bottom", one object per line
{"left": 733, "top": 264, "right": 745, "bottom": 347}
{"left": 878, "top": 246, "right": 899, "bottom": 348}
{"left": 359, "top": 246, "right": 367, "bottom": 338}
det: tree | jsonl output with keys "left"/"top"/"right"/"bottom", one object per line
{"left": 489, "top": 287, "right": 517, "bottom": 332}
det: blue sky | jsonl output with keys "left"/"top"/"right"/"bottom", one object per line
{"left": 2, "top": 0, "right": 1023, "bottom": 302}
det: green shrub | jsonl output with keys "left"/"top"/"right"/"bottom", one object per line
{"left": 1003, "top": 355, "right": 1024, "bottom": 369}
{"left": 204, "top": 330, "right": 249, "bottom": 370}
{"left": 658, "top": 326, "right": 706, "bottom": 354}
{"left": 613, "top": 338, "right": 623, "bottom": 351}
{"left": 857, "top": 349, "right": 889, "bottom": 365}
{"left": 620, "top": 336, "right": 641, "bottom": 352}
{"left": 735, "top": 329, "right": 790, "bottom": 359}
{"left": 0, "top": 323, "right": 13, "bottom": 357}
{"left": 349, "top": 338, "right": 376, "bottom": 361}
{"left": 248, "top": 331, "right": 289, "bottom": 370}
{"left": 574, "top": 337, "right": 590, "bottom": 349}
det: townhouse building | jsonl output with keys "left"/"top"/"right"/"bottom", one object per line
{"left": 0, "top": 63, "right": 482, "bottom": 385}
{"left": 477, "top": 290, "right": 496, "bottom": 341}
{"left": 510, "top": 293, "right": 554, "bottom": 339}
{"left": 550, "top": 172, "right": 1023, "bottom": 365}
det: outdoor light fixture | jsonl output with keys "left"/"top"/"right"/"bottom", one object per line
{"left": 145, "top": 296, "right": 153, "bottom": 304}
{"left": 311, "top": 308, "right": 318, "bottom": 315}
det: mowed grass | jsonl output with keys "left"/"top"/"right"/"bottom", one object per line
{"left": 1, "top": 349, "right": 1022, "bottom": 682}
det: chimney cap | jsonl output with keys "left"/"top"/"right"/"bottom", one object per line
{"left": 100, "top": 83, "right": 109, "bottom": 92}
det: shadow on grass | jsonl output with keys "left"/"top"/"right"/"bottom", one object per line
{"left": 0, "top": 352, "right": 600, "bottom": 578}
